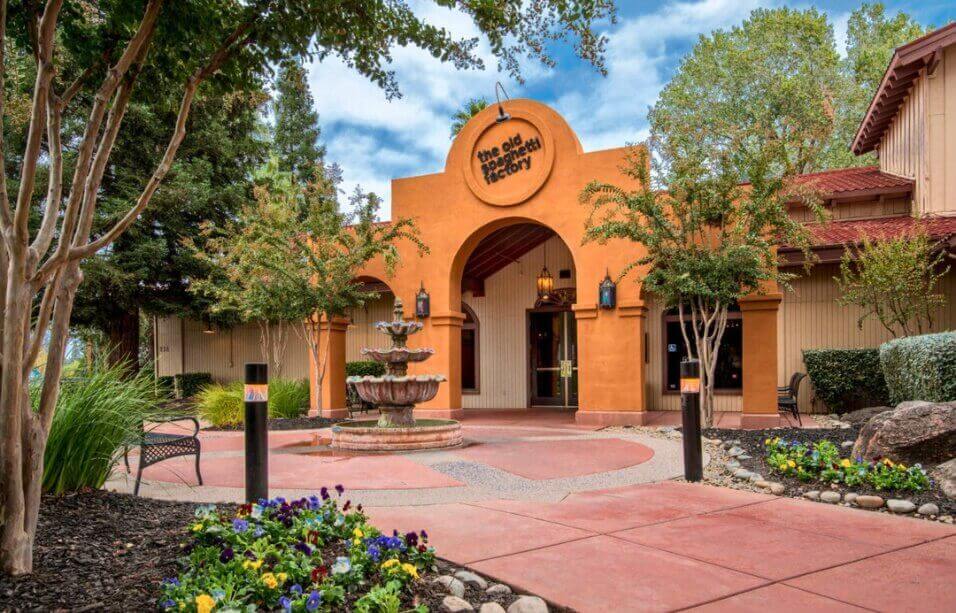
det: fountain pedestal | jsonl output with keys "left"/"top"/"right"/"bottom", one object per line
{"left": 330, "top": 298, "right": 462, "bottom": 451}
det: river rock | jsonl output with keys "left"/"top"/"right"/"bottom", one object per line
{"left": 728, "top": 446, "right": 745, "bottom": 457}
{"left": 480, "top": 604, "right": 507, "bottom": 613}
{"left": 507, "top": 597, "right": 549, "bottom": 613}
{"left": 820, "top": 491, "right": 841, "bottom": 504}
{"left": 842, "top": 406, "right": 892, "bottom": 427}
{"left": 435, "top": 576, "right": 466, "bottom": 598}
{"left": 887, "top": 499, "right": 916, "bottom": 514}
{"left": 486, "top": 584, "right": 512, "bottom": 596}
{"left": 852, "top": 401, "right": 956, "bottom": 464}
{"left": 844, "top": 492, "right": 858, "bottom": 504}
{"left": 803, "top": 490, "right": 820, "bottom": 501}
{"left": 855, "top": 495, "right": 884, "bottom": 509}
{"left": 442, "top": 596, "right": 474, "bottom": 612}
{"left": 917, "top": 503, "right": 939, "bottom": 516}
{"left": 933, "top": 458, "right": 956, "bottom": 500}
{"left": 733, "top": 468, "right": 753, "bottom": 480}
{"left": 455, "top": 570, "right": 488, "bottom": 590}
{"left": 769, "top": 482, "right": 786, "bottom": 495}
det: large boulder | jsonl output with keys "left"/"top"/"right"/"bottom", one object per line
{"left": 933, "top": 458, "right": 956, "bottom": 501}
{"left": 841, "top": 406, "right": 892, "bottom": 428}
{"left": 852, "top": 401, "right": 956, "bottom": 464}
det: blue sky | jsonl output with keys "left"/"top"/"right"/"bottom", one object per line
{"left": 306, "top": 0, "right": 955, "bottom": 219}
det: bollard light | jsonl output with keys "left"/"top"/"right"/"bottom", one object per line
{"left": 680, "top": 358, "right": 703, "bottom": 481}
{"left": 244, "top": 363, "right": 269, "bottom": 502}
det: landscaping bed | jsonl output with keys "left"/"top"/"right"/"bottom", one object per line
{"left": 0, "top": 490, "right": 552, "bottom": 612}
{"left": 703, "top": 426, "right": 955, "bottom": 517}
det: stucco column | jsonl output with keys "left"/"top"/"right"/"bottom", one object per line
{"left": 739, "top": 293, "right": 783, "bottom": 428}
{"left": 412, "top": 310, "right": 465, "bottom": 420}
{"left": 574, "top": 300, "right": 648, "bottom": 426}
{"left": 309, "top": 316, "right": 349, "bottom": 418}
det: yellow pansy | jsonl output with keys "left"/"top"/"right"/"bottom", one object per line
{"left": 898, "top": 463, "right": 906, "bottom": 470}
{"left": 840, "top": 459, "right": 851, "bottom": 468}
{"left": 195, "top": 594, "right": 216, "bottom": 613}
{"left": 883, "top": 458, "right": 894, "bottom": 466}
{"left": 787, "top": 460, "right": 796, "bottom": 468}
{"left": 381, "top": 559, "right": 400, "bottom": 569}
{"left": 353, "top": 527, "right": 364, "bottom": 538}
{"left": 276, "top": 572, "right": 288, "bottom": 584}
{"left": 243, "top": 559, "right": 263, "bottom": 571}
{"left": 778, "top": 463, "right": 788, "bottom": 470}
{"left": 261, "top": 573, "right": 278, "bottom": 589}
{"left": 191, "top": 523, "right": 203, "bottom": 532}
{"left": 402, "top": 563, "right": 419, "bottom": 579}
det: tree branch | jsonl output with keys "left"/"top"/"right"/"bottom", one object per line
{"left": 0, "top": 0, "right": 12, "bottom": 234}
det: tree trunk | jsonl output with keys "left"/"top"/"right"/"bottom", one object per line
{"left": 106, "top": 308, "right": 140, "bottom": 372}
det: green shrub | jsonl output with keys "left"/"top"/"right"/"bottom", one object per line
{"left": 268, "top": 378, "right": 309, "bottom": 419}
{"left": 175, "top": 372, "right": 213, "bottom": 398}
{"left": 196, "top": 379, "right": 310, "bottom": 426}
{"left": 156, "top": 375, "right": 176, "bottom": 398}
{"left": 802, "top": 348, "right": 889, "bottom": 413}
{"left": 880, "top": 331, "right": 956, "bottom": 404}
{"left": 196, "top": 382, "right": 244, "bottom": 427}
{"left": 346, "top": 360, "right": 386, "bottom": 377}
{"left": 40, "top": 361, "right": 162, "bottom": 494}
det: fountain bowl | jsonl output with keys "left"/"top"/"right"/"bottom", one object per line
{"left": 360, "top": 347, "right": 435, "bottom": 364}
{"left": 348, "top": 374, "right": 445, "bottom": 406}
{"left": 331, "top": 419, "right": 462, "bottom": 452}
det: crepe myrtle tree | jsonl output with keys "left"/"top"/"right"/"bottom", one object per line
{"left": 580, "top": 145, "right": 817, "bottom": 427}
{"left": 0, "top": 0, "right": 615, "bottom": 575}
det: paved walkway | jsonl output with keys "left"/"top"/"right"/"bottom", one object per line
{"left": 111, "top": 411, "right": 955, "bottom": 612}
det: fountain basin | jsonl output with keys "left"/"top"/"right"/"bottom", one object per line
{"left": 361, "top": 347, "right": 435, "bottom": 364}
{"left": 348, "top": 375, "right": 445, "bottom": 406}
{"left": 331, "top": 419, "right": 463, "bottom": 452}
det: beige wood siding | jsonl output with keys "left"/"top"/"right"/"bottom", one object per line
{"left": 644, "top": 297, "right": 743, "bottom": 413}
{"left": 879, "top": 46, "right": 956, "bottom": 216}
{"left": 778, "top": 264, "right": 956, "bottom": 414}
{"left": 789, "top": 196, "right": 910, "bottom": 223}
{"left": 345, "top": 293, "right": 396, "bottom": 361}
{"left": 462, "top": 235, "right": 576, "bottom": 409}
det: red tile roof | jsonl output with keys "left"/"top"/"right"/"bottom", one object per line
{"left": 804, "top": 215, "right": 956, "bottom": 247}
{"left": 789, "top": 166, "right": 913, "bottom": 197}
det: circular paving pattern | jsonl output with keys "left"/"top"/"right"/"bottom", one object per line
{"left": 109, "top": 416, "right": 691, "bottom": 507}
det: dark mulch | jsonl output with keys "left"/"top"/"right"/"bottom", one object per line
{"left": 0, "top": 491, "right": 558, "bottom": 612}
{"left": 705, "top": 426, "right": 956, "bottom": 515}
{"left": 205, "top": 416, "right": 341, "bottom": 432}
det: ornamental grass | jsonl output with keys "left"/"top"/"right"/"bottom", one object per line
{"left": 161, "top": 487, "right": 433, "bottom": 612}
{"left": 197, "top": 379, "right": 309, "bottom": 427}
{"left": 764, "top": 437, "right": 930, "bottom": 492}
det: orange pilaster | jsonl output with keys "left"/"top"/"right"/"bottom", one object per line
{"left": 739, "top": 293, "right": 783, "bottom": 428}
{"left": 574, "top": 300, "right": 649, "bottom": 426}
{"left": 412, "top": 311, "right": 465, "bottom": 420}
{"left": 310, "top": 316, "right": 350, "bottom": 418}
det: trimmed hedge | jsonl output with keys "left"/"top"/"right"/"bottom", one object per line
{"left": 346, "top": 360, "right": 386, "bottom": 377}
{"left": 175, "top": 372, "right": 213, "bottom": 398}
{"left": 802, "top": 348, "right": 890, "bottom": 414}
{"left": 156, "top": 375, "right": 176, "bottom": 398}
{"left": 880, "top": 331, "right": 956, "bottom": 404}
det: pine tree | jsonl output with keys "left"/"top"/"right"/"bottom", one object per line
{"left": 273, "top": 61, "right": 325, "bottom": 183}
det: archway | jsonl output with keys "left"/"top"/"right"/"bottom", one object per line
{"left": 451, "top": 220, "right": 579, "bottom": 411}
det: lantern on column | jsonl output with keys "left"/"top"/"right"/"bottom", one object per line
{"left": 599, "top": 270, "right": 617, "bottom": 309}
{"left": 415, "top": 283, "right": 430, "bottom": 318}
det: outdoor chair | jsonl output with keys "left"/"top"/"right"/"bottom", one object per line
{"left": 346, "top": 383, "right": 375, "bottom": 418}
{"left": 123, "top": 416, "right": 202, "bottom": 496}
{"left": 778, "top": 372, "right": 807, "bottom": 426}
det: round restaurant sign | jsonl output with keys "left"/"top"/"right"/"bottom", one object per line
{"left": 462, "top": 108, "right": 555, "bottom": 206}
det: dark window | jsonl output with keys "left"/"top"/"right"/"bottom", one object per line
{"left": 664, "top": 310, "right": 742, "bottom": 392}
{"left": 461, "top": 304, "right": 479, "bottom": 393}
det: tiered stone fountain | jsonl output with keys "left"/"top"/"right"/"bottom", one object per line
{"left": 331, "top": 298, "right": 463, "bottom": 451}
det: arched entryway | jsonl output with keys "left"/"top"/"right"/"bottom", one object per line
{"left": 452, "top": 220, "right": 579, "bottom": 411}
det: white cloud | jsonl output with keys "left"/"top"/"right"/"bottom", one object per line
{"left": 831, "top": 11, "right": 851, "bottom": 58}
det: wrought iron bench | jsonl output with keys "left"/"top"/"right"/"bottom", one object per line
{"left": 123, "top": 416, "right": 202, "bottom": 496}
{"left": 347, "top": 383, "right": 375, "bottom": 418}
{"left": 778, "top": 372, "right": 807, "bottom": 426}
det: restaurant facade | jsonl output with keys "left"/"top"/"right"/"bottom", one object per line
{"left": 156, "top": 24, "right": 956, "bottom": 426}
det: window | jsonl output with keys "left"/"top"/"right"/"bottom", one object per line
{"left": 663, "top": 308, "right": 742, "bottom": 392}
{"left": 461, "top": 303, "right": 479, "bottom": 393}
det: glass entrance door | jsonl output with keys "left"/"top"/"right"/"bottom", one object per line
{"left": 529, "top": 310, "right": 578, "bottom": 407}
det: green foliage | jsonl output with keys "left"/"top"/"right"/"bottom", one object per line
{"left": 802, "top": 349, "right": 889, "bottom": 413}
{"left": 346, "top": 361, "right": 387, "bottom": 378}
{"left": 196, "top": 379, "right": 310, "bottom": 426}
{"left": 836, "top": 231, "right": 949, "bottom": 337}
{"left": 40, "top": 361, "right": 162, "bottom": 494}
{"left": 450, "top": 97, "right": 489, "bottom": 138}
{"left": 268, "top": 379, "right": 310, "bottom": 419}
{"left": 196, "top": 382, "right": 245, "bottom": 428}
{"left": 764, "top": 437, "right": 930, "bottom": 492}
{"left": 273, "top": 61, "right": 324, "bottom": 184}
{"left": 160, "top": 492, "right": 435, "bottom": 611}
{"left": 880, "top": 332, "right": 956, "bottom": 404}
{"left": 157, "top": 376, "right": 177, "bottom": 398}
{"left": 176, "top": 373, "right": 214, "bottom": 399}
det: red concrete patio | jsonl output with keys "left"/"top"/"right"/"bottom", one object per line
{"left": 367, "top": 481, "right": 956, "bottom": 612}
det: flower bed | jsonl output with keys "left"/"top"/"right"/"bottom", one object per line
{"left": 161, "top": 488, "right": 433, "bottom": 612}
{"left": 764, "top": 437, "right": 931, "bottom": 492}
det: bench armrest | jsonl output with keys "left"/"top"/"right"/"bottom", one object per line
{"left": 145, "top": 415, "right": 200, "bottom": 437}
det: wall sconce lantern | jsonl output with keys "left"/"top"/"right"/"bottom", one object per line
{"left": 599, "top": 270, "right": 617, "bottom": 309}
{"left": 536, "top": 265, "right": 554, "bottom": 299}
{"left": 415, "top": 282, "right": 430, "bottom": 318}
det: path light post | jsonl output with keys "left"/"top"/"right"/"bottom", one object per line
{"left": 680, "top": 358, "right": 703, "bottom": 481}
{"left": 244, "top": 363, "right": 269, "bottom": 501}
